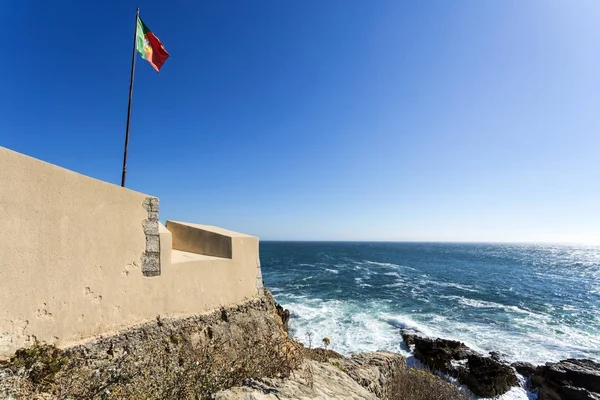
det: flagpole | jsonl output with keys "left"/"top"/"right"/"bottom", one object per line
{"left": 121, "top": 7, "right": 140, "bottom": 187}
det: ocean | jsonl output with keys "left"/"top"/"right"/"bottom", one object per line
{"left": 260, "top": 242, "right": 600, "bottom": 398}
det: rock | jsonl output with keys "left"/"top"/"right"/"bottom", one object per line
{"left": 304, "top": 347, "right": 344, "bottom": 363}
{"left": 401, "top": 330, "right": 518, "bottom": 397}
{"left": 490, "top": 351, "right": 508, "bottom": 361}
{"left": 275, "top": 304, "right": 290, "bottom": 333}
{"left": 215, "top": 351, "right": 406, "bottom": 400}
{"left": 458, "top": 354, "right": 519, "bottom": 398}
{"left": 531, "top": 359, "right": 600, "bottom": 400}
{"left": 401, "top": 330, "right": 418, "bottom": 347}
{"left": 214, "top": 359, "right": 379, "bottom": 400}
{"left": 337, "top": 351, "right": 406, "bottom": 399}
{"left": 401, "top": 331, "right": 471, "bottom": 373}
{"left": 0, "top": 293, "right": 299, "bottom": 399}
{"left": 512, "top": 361, "right": 536, "bottom": 377}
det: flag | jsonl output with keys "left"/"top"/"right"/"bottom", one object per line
{"left": 135, "top": 16, "right": 169, "bottom": 72}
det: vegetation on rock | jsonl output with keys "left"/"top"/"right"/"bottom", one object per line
{"left": 0, "top": 293, "right": 477, "bottom": 400}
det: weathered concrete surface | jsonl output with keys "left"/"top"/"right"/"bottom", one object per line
{"left": 167, "top": 220, "right": 236, "bottom": 259}
{"left": 0, "top": 147, "right": 263, "bottom": 359}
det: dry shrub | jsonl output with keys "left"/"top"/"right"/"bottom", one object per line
{"left": 0, "top": 330, "right": 304, "bottom": 400}
{"left": 387, "top": 367, "right": 473, "bottom": 400}
{"left": 303, "top": 347, "right": 344, "bottom": 363}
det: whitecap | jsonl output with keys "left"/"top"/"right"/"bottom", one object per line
{"left": 383, "top": 272, "right": 402, "bottom": 278}
{"left": 419, "top": 279, "right": 480, "bottom": 293}
{"left": 384, "top": 282, "right": 406, "bottom": 288}
{"left": 363, "top": 260, "right": 416, "bottom": 270}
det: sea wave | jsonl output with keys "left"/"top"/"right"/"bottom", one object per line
{"left": 418, "top": 279, "right": 480, "bottom": 293}
{"left": 262, "top": 241, "right": 600, "bottom": 379}
{"left": 383, "top": 272, "right": 403, "bottom": 278}
{"left": 362, "top": 260, "right": 416, "bottom": 270}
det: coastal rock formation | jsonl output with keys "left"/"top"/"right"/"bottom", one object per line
{"left": 401, "top": 331, "right": 472, "bottom": 372}
{"left": 0, "top": 292, "right": 302, "bottom": 399}
{"left": 457, "top": 354, "right": 519, "bottom": 398}
{"left": 275, "top": 303, "right": 291, "bottom": 333}
{"left": 512, "top": 361, "right": 536, "bottom": 377}
{"left": 401, "top": 331, "right": 518, "bottom": 397}
{"left": 0, "top": 288, "right": 472, "bottom": 400}
{"left": 215, "top": 351, "right": 470, "bottom": 400}
{"left": 530, "top": 359, "right": 600, "bottom": 400}
{"left": 215, "top": 353, "right": 394, "bottom": 400}
{"left": 336, "top": 352, "right": 406, "bottom": 399}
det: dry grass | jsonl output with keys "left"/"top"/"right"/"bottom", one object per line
{"left": 387, "top": 367, "right": 473, "bottom": 400}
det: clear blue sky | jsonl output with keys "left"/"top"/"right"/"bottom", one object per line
{"left": 2, "top": 1, "right": 599, "bottom": 243}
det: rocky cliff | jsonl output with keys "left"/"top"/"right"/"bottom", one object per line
{"left": 0, "top": 290, "right": 468, "bottom": 400}
{"left": 401, "top": 330, "right": 600, "bottom": 400}
{"left": 6, "top": 290, "right": 597, "bottom": 400}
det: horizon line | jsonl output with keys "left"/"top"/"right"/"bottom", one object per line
{"left": 258, "top": 239, "right": 600, "bottom": 246}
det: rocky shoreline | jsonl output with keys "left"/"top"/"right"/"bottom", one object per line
{"left": 0, "top": 293, "right": 598, "bottom": 400}
{"left": 401, "top": 330, "right": 600, "bottom": 400}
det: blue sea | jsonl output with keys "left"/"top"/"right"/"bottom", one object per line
{"left": 261, "top": 242, "right": 600, "bottom": 398}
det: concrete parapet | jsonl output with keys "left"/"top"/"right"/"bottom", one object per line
{"left": 166, "top": 221, "right": 235, "bottom": 259}
{"left": 0, "top": 147, "right": 264, "bottom": 359}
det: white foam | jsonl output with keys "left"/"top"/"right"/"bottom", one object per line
{"left": 325, "top": 268, "right": 339, "bottom": 274}
{"left": 418, "top": 279, "right": 480, "bottom": 293}
{"left": 383, "top": 282, "right": 406, "bottom": 288}
{"left": 383, "top": 313, "right": 434, "bottom": 337}
{"left": 363, "top": 260, "right": 400, "bottom": 268}
{"left": 489, "top": 386, "right": 535, "bottom": 400}
{"left": 383, "top": 272, "right": 402, "bottom": 278}
{"left": 450, "top": 359, "right": 468, "bottom": 368}
{"left": 284, "top": 299, "right": 405, "bottom": 355}
{"left": 455, "top": 297, "right": 544, "bottom": 319}
{"left": 363, "top": 260, "right": 416, "bottom": 270}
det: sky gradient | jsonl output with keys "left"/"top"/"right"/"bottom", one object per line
{"left": 1, "top": 1, "right": 599, "bottom": 243}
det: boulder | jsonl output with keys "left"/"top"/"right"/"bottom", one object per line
{"left": 531, "top": 359, "right": 600, "bottom": 400}
{"left": 401, "top": 330, "right": 518, "bottom": 397}
{"left": 490, "top": 351, "right": 509, "bottom": 362}
{"left": 512, "top": 361, "right": 536, "bottom": 377}
{"left": 214, "top": 359, "right": 379, "bottom": 400}
{"left": 458, "top": 354, "right": 519, "bottom": 398}
{"left": 215, "top": 351, "right": 406, "bottom": 400}
{"left": 401, "top": 331, "right": 471, "bottom": 373}
{"left": 275, "top": 304, "right": 290, "bottom": 333}
{"left": 337, "top": 351, "right": 406, "bottom": 399}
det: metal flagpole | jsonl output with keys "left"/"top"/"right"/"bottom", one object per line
{"left": 121, "top": 7, "right": 140, "bottom": 187}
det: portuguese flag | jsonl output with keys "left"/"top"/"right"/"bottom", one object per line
{"left": 135, "top": 16, "right": 169, "bottom": 72}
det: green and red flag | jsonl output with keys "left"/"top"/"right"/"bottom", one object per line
{"left": 135, "top": 16, "right": 169, "bottom": 72}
